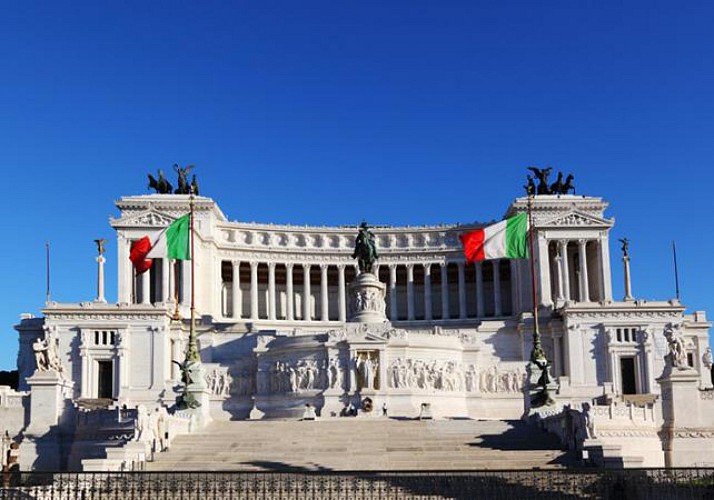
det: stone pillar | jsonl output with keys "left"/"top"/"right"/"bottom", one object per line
{"left": 598, "top": 237, "right": 613, "bottom": 301}
{"left": 95, "top": 255, "right": 106, "bottom": 303}
{"left": 162, "top": 258, "right": 171, "bottom": 303}
{"left": 140, "top": 269, "right": 151, "bottom": 304}
{"left": 537, "top": 234, "right": 552, "bottom": 306}
{"left": 389, "top": 265, "right": 398, "bottom": 321}
{"left": 406, "top": 264, "right": 415, "bottom": 321}
{"left": 440, "top": 262, "right": 450, "bottom": 320}
{"left": 658, "top": 367, "right": 712, "bottom": 467}
{"left": 623, "top": 255, "right": 634, "bottom": 301}
{"left": 320, "top": 264, "right": 329, "bottom": 321}
{"left": 338, "top": 265, "right": 346, "bottom": 322}
{"left": 578, "top": 239, "right": 590, "bottom": 302}
{"left": 250, "top": 261, "right": 259, "bottom": 320}
{"left": 348, "top": 273, "right": 387, "bottom": 323}
{"left": 231, "top": 260, "right": 241, "bottom": 319}
{"left": 510, "top": 260, "right": 520, "bottom": 316}
{"left": 554, "top": 246, "right": 565, "bottom": 303}
{"left": 492, "top": 260, "right": 502, "bottom": 317}
{"left": 303, "top": 264, "right": 312, "bottom": 321}
{"left": 118, "top": 234, "right": 132, "bottom": 303}
{"left": 457, "top": 262, "right": 467, "bottom": 319}
{"left": 475, "top": 262, "right": 484, "bottom": 318}
{"left": 423, "top": 263, "right": 433, "bottom": 321}
{"left": 23, "top": 371, "right": 74, "bottom": 470}
{"left": 559, "top": 240, "right": 571, "bottom": 302}
{"left": 268, "top": 262, "right": 277, "bottom": 320}
{"left": 286, "top": 263, "right": 294, "bottom": 321}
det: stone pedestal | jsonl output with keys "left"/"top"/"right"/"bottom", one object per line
{"left": 348, "top": 273, "right": 387, "bottom": 323}
{"left": 523, "top": 359, "right": 558, "bottom": 419}
{"left": 22, "top": 371, "right": 74, "bottom": 470}
{"left": 657, "top": 366, "right": 714, "bottom": 467}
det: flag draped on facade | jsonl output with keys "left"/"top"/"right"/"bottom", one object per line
{"left": 459, "top": 213, "right": 528, "bottom": 263}
{"left": 129, "top": 214, "right": 191, "bottom": 274}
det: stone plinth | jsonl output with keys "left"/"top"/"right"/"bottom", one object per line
{"left": 657, "top": 366, "right": 714, "bottom": 467}
{"left": 348, "top": 273, "right": 387, "bottom": 323}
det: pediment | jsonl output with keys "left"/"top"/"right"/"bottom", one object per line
{"left": 540, "top": 210, "right": 613, "bottom": 229}
{"left": 111, "top": 209, "right": 178, "bottom": 228}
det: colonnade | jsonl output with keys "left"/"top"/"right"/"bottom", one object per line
{"left": 220, "top": 259, "right": 522, "bottom": 323}
{"left": 542, "top": 238, "right": 611, "bottom": 304}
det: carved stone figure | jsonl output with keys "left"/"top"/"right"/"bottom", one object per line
{"left": 94, "top": 238, "right": 106, "bottom": 255}
{"left": 527, "top": 166, "right": 553, "bottom": 195}
{"left": 32, "top": 338, "right": 49, "bottom": 372}
{"left": 352, "top": 222, "right": 379, "bottom": 274}
{"left": 619, "top": 238, "right": 630, "bottom": 258}
{"left": 148, "top": 169, "right": 173, "bottom": 194}
{"left": 523, "top": 175, "right": 536, "bottom": 196}
{"left": 663, "top": 323, "right": 687, "bottom": 369}
{"left": 173, "top": 164, "right": 195, "bottom": 195}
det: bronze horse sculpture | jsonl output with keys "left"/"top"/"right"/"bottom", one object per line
{"left": 352, "top": 222, "right": 379, "bottom": 274}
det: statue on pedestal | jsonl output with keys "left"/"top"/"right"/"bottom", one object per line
{"left": 663, "top": 323, "right": 687, "bottom": 369}
{"left": 352, "top": 222, "right": 378, "bottom": 274}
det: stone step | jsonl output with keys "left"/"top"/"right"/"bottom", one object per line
{"left": 148, "top": 419, "right": 573, "bottom": 471}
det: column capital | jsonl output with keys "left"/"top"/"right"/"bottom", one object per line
{"left": 558, "top": 239, "right": 569, "bottom": 248}
{"left": 320, "top": 263, "right": 329, "bottom": 271}
{"left": 232, "top": 259, "right": 240, "bottom": 267}
{"left": 336, "top": 263, "right": 346, "bottom": 271}
{"left": 439, "top": 261, "right": 447, "bottom": 268}
{"left": 578, "top": 238, "right": 589, "bottom": 246}
{"left": 249, "top": 261, "right": 259, "bottom": 269}
{"left": 405, "top": 263, "right": 414, "bottom": 270}
{"left": 285, "top": 262, "right": 294, "bottom": 270}
{"left": 423, "top": 263, "right": 432, "bottom": 274}
{"left": 302, "top": 263, "right": 311, "bottom": 270}
{"left": 267, "top": 261, "right": 277, "bottom": 270}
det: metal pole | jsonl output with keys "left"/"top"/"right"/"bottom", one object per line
{"left": 527, "top": 195, "right": 545, "bottom": 362}
{"left": 45, "top": 242, "right": 51, "bottom": 304}
{"left": 186, "top": 188, "right": 199, "bottom": 363}
{"left": 672, "top": 240, "right": 681, "bottom": 300}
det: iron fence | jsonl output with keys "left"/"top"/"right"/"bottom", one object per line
{"left": 2, "top": 469, "right": 713, "bottom": 500}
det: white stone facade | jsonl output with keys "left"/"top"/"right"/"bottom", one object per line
{"left": 9, "top": 192, "right": 714, "bottom": 468}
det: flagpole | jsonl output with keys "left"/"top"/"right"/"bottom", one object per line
{"left": 672, "top": 240, "right": 681, "bottom": 300}
{"left": 186, "top": 187, "right": 199, "bottom": 363}
{"left": 527, "top": 195, "right": 545, "bottom": 362}
{"left": 45, "top": 242, "right": 51, "bottom": 305}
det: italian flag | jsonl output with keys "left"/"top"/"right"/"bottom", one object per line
{"left": 459, "top": 213, "right": 528, "bottom": 263}
{"left": 129, "top": 214, "right": 191, "bottom": 274}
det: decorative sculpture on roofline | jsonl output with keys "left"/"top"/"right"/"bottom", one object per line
{"left": 352, "top": 221, "right": 379, "bottom": 274}
{"left": 147, "top": 164, "right": 199, "bottom": 195}
{"left": 524, "top": 167, "right": 575, "bottom": 196}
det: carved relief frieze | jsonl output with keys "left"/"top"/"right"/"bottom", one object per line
{"left": 387, "top": 358, "right": 471, "bottom": 392}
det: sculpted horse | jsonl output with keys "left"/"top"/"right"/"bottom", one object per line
{"left": 549, "top": 171, "right": 564, "bottom": 194}
{"left": 352, "top": 222, "right": 379, "bottom": 273}
{"left": 148, "top": 169, "right": 173, "bottom": 194}
{"left": 527, "top": 166, "right": 553, "bottom": 195}
{"left": 562, "top": 174, "right": 575, "bottom": 194}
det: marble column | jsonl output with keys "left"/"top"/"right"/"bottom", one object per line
{"left": 537, "top": 233, "right": 552, "bottom": 307}
{"left": 250, "top": 261, "right": 259, "bottom": 320}
{"left": 440, "top": 262, "right": 450, "bottom": 320}
{"left": 559, "top": 240, "right": 571, "bottom": 302}
{"left": 96, "top": 255, "right": 106, "bottom": 303}
{"left": 118, "top": 234, "right": 132, "bottom": 304}
{"left": 231, "top": 260, "right": 241, "bottom": 319}
{"left": 286, "top": 263, "right": 294, "bottom": 321}
{"left": 389, "top": 265, "right": 398, "bottom": 321}
{"left": 423, "top": 263, "right": 432, "bottom": 321}
{"left": 457, "top": 262, "right": 467, "bottom": 319}
{"left": 598, "top": 237, "right": 613, "bottom": 301}
{"left": 578, "top": 239, "right": 590, "bottom": 302}
{"left": 303, "top": 264, "right": 312, "bottom": 321}
{"left": 475, "top": 262, "right": 484, "bottom": 318}
{"left": 141, "top": 268, "right": 151, "bottom": 304}
{"left": 492, "top": 260, "right": 502, "bottom": 317}
{"left": 268, "top": 262, "right": 277, "bottom": 320}
{"left": 338, "top": 264, "right": 346, "bottom": 322}
{"left": 554, "top": 245, "right": 565, "bottom": 303}
{"left": 406, "top": 264, "right": 415, "bottom": 321}
{"left": 320, "top": 264, "right": 329, "bottom": 321}
{"left": 162, "top": 258, "right": 171, "bottom": 303}
{"left": 510, "top": 259, "right": 519, "bottom": 316}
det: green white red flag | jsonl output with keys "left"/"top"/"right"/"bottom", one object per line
{"left": 459, "top": 213, "right": 528, "bottom": 263}
{"left": 129, "top": 214, "right": 191, "bottom": 274}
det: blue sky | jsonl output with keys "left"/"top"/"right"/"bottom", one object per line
{"left": 1, "top": 1, "right": 713, "bottom": 370}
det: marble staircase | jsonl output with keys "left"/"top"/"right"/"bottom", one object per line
{"left": 147, "top": 418, "right": 577, "bottom": 471}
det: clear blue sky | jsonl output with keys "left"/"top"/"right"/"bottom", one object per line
{"left": 1, "top": 1, "right": 713, "bottom": 370}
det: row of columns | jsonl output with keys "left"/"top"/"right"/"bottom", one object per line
{"left": 546, "top": 238, "right": 611, "bottom": 304}
{"left": 226, "top": 259, "right": 518, "bottom": 322}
